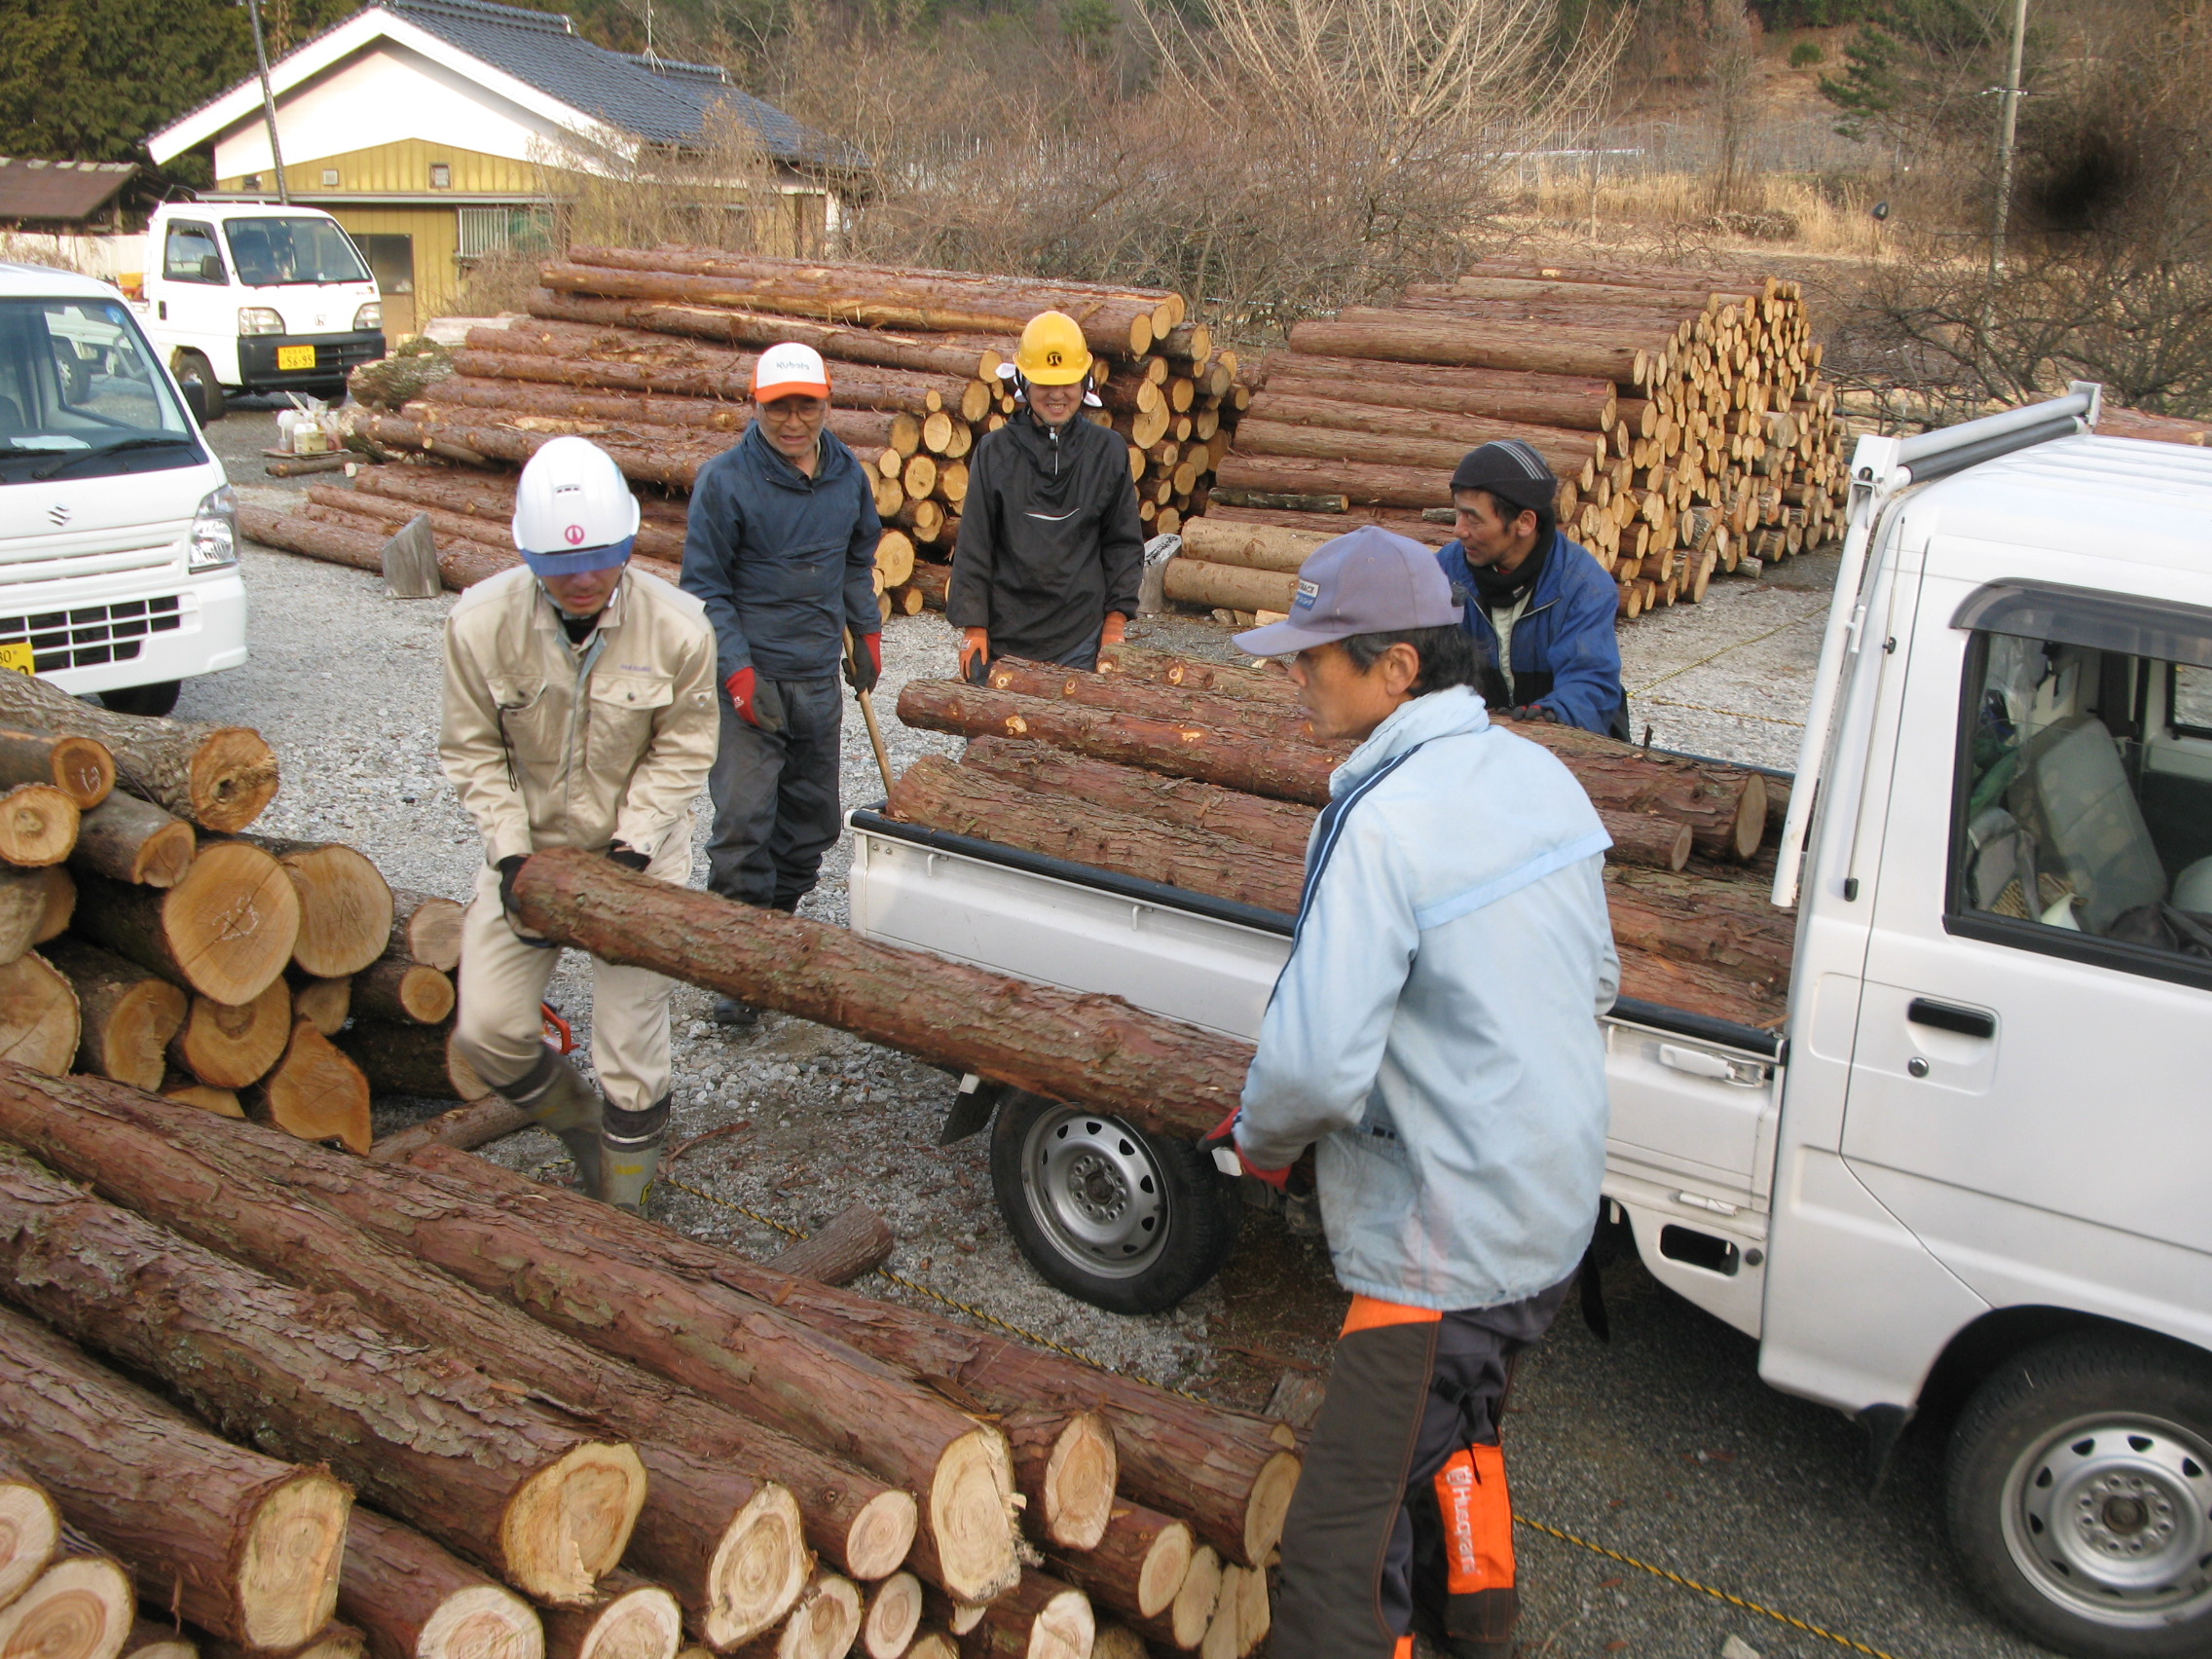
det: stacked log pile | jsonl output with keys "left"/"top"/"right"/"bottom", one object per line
{"left": 0, "top": 1064, "right": 1309, "bottom": 1659}
{"left": 1185, "top": 260, "right": 1845, "bottom": 622}
{"left": 239, "top": 249, "right": 1247, "bottom": 619}
{"left": 888, "top": 647, "right": 1792, "bottom": 1028}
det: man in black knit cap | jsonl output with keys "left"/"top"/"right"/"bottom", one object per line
{"left": 1435, "top": 439, "right": 1628, "bottom": 739}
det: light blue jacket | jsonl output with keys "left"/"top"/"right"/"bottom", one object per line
{"left": 1235, "top": 685, "right": 1620, "bottom": 1311}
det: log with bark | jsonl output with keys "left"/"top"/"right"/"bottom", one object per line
{"left": 1094, "top": 645, "right": 1298, "bottom": 705}
{"left": 366, "top": 1096, "right": 529, "bottom": 1163}
{"left": 0, "top": 1447, "right": 59, "bottom": 1613}
{"left": 0, "top": 725, "right": 113, "bottom": 811}
{"left": 1209, "top": 453, "right": 1463, "bottom": 511}
{"left": 1174, "top": 519, "right": 1326, "bottom": 576}
{"left": 238, "top": 837, "right": 394, "bottom": 979}
{"left": 1161, "top": 561, "right": 1298, "bottom": 616}
{"left": 0, "top": 951, "right": 79, "bottom": 1075}
{"left": 1231, "top": 411, "right": 1602, "bottom": 489}
{"left": 0, "top": 1139, "right": 646, "bottom": 1605}
{"left": 161, "top": 1070, "right": 243, "bottom": 1118}
{"left": 1251, "top": 359, "right": 1617, "bottom": 430}
{"left": 1047, "top": 1501, "right": 1190, "bottom": 1626}
{"left": 341, "top": 1507, "right": 543, "bottom": 1659}
{"left": 353, "top": 958, "right": 457, "bottom": 1025}
{"left": 760, "top": 1202, "right": 896, "bottom": 1289}
{"left": 859, "top": 1575, "right": 920, "bottom": 1659}
{"left": 1003, "top": 1410, "right": 1114, "bottom": 1555}
{"left": 205, "top": 1627, "right": 368, "bottom": 1659}
{"left": 525, "top": 295, "right": 1002, "bottom": 382}
{"left": 122, "top": 1619, "right": 196, "bottom": 1659}
{"left": 387, "top": 890, "right": 467, "bottom": 972}
{"left": 0, "top": 1073, "right": 885, "bottom": 1638}
{"left": 731, "top": 1573, "right": 861, "bottom": 1659}
{"left": 70, "top": 793, "right": 196, "bottom": 887}
{"left": 0, "top": 867, "right": 58, "bottom": 968}
{"left": 950, "top": 1570, "right": 1089, "bottom": 1659}
{"left": 416, "top": 1144, "right": 1301, "bottom": 1573}
{"left": 169, "top": 980, "right": 293, "bottom": 1089}
{"left": 72, "top": 842, "right": 303, "bottom": 1004}
{"left": 958, "top": 739, "right": 1313, "bottom": 862}
{"left": 0, "top": 1528, "right": 132, "bottom": 1659}
{"left": 1289, "top": 310, "right": 1652, "bottom": 384}
{"left": 889, "top": 757, "right": 1305, "bottom": 914}
{"left": 0, "top": 1303, "right": 350, "bottom": 1650}
{"left": 339, "top": 1021, "right": 488, "bottom": 1103}
{"left": 0, "top": 785, "right": 78, "bottom": 867}
{"left": 510, "top": 850, "right": 1246, "bottom": 1143}
{"left": 43, "top": 938, "right": 188, "bottom": 1090}
{"left": 0, "top": 674, "right": 276, "bottom": 833}
{"left": 245, "top": 1021, "right": 373, "bottom": 1154}
{"left": 541, "top": 1576, "right": 682, "bottom": 1659}
{"left": 32, "top": 866, "right": 73, "bottom": 943}
{"left": 239, "top": 503, "right": 516, "bottom": 592}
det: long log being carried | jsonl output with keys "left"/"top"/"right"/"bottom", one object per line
{"left": 0, "top": 1138, "right": 646, "bottom": 1606}
{"left": 0, "top": 1070, "right": 912, "bottom": 1624}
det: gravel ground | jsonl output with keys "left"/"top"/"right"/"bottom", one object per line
{"left": 217, "top": 408, "right": 2039, "bottom": 1659}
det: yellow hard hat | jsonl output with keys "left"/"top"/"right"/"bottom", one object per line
{"left": 1014, "top": 311, "right": 1092, "bottom": 385}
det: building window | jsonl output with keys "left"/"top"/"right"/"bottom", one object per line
{"left": 429, "top": 163, "right": 452, "bottom": 189}
{"left": 242, "top": 174, "right": 261, "bottom": 190}
{"left": 321, "top": 167, "right": 340, "bottom": 187}
{"left": 457, "top": 205, "right": 555, "bottom": 259}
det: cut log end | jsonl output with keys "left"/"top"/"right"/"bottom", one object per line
{"left": 861, "top": 1575, "right": 920, "bottom": 1659}
{"left": 0, "top": 951, "right": 80, "bottom": 1077}
{"left": 699, "top": 1485, "right": 809, "bottom": 1651}
{"left": 0, "top": 1553, "right": 133, "bottom": 1659}
{"left": 390, "top": 892, "right": 465, "bottom": 973}
{"left": 293, "top": 977, "right": 352, "bottom": 1037}
{"left": 843, "top": 1491, "right": 920, "bottom": 1584}
{"left": 187, "top": 728, "right": 282, "bottom": 833}
{"left": 277, "top": 845, "right": 397, "bottom": 979}
{"left": 167, "top": 841, "right": 305, "bottom": 1004}
{"left": 1733, "top": 773, "right": 1770, "bottom": 861}
{"left": 173, "top": 980, "right": 293, "bottom": 1089}
{"left": 161, "top": 1071, "right": 244, "bottom": 1118}
{"left": 417, "top": 1585, "right": 544, "bottom": 1659}
{"left": 1135, "top": 1520, "right": 1195, "bottom": 1621}
{"left": 0, "top": 1475, "right": 60, "bottom": 1608}
{"left": 121, "top": 1619, "right": 196, "bottom": 1659}
{"left": 1167, "top": 1546, "right": 1221, "bottom": 1651}
{"left": 546, "top": 1584, "right": 680, "bottom": 1659}
{"left": 239, "top": 1469, "right": 353, "bottom": 1651}
{"left": 1242, "top": 1451, "right": 1301, "bottom": 1566}
{"left": 497, "top": 1443, "right": 647, "bottom": 1606}
{"left": 48, "top": 737, "right": 115, "bottom": 810}
{"left": 1088, "top": 1627, "right": 1145, "bottom": 1659}
{"left": 1038, "top": 1414, "right": 1116, "bottom": 1552}
{"left": 248, "top": 1022, "right": 372, "bottom": 1154}
{"left": 774, "top": 1576, "right": 861, "bottom": 1659}
{"left": 0, "top": 784, "right": 80, "bottom": 868}
{"left": 927, "top": 1430, "right": 1020, "bottom": 1604}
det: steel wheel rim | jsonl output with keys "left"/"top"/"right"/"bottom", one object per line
{"left": 2000, "top": 1409, "right": 2212, "bottom": 1628}
{"left": 1019, "top": 1106, "right": 1169, "bottom": 1279}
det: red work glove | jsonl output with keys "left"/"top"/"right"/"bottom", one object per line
{"left": 959, "top": 627, "right": 990, "bottom": 683}
{"left": 844, "top": 631, "right": 883, "bottom": 694}
{"left": 1101, "top": 611, "right": 1128, "bottom": 647}
{"left": 1197, "top": 1108, "right": 1291, "bottom": 1192}
{"left": 725, "top": 668, "right": 787, "bottom": 733}
{"left": 726, "top": 667, "right": 759, "bottom": 724}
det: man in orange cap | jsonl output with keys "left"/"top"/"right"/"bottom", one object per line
{"left": 682, "top": 341, "right": 885, "bottom": 1026}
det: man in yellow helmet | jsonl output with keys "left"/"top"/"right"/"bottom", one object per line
{"left": 948, "top": 310, "right": 1145, "bottom": 677}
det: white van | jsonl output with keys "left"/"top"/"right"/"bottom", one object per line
{"left": 2, "top": 263, "right": 246, "bottom": 715}
{"left": 135, "top": 202, "right": 384, "bottom": 416}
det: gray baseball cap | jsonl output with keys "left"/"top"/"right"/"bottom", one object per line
{"left": 1232, "top": 523, "right": 1462, "bottom": 656}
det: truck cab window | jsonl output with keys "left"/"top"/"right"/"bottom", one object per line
{"left": 1951, "top": 586, "right": 2212, "bottom": 982}
{"left": 164, "top": 223, "right": 225, "bottom": 284}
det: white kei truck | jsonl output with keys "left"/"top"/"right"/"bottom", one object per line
{"left": 845, "top": 387, "right": 2212, "bottom": 1658}
{"left": 1, "top": 263, "right": 246, "bottom": 714}
{"left": 130, "top": 202, "right": 385, "bottom": 416}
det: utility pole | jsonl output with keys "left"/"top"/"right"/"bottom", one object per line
{"left": 244, "top": 0, "right": 290, "bottom": 203}
{"left": 1988, "top": 0, "right": 2028, "bottom": 278}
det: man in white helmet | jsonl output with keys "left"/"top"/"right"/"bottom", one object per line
{"left": 440, "top": 434, "right": 719, "bottom": 1210}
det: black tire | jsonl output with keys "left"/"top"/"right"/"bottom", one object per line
{"left": 100, "top": 682, "right": 181, "bottom": 718}
{"left": 988, "top": 1091, "right": 1238, "bottom": 1315}
{"left": 173, "top": 350, "right": 225, "bottom": 422}
{"left": 54, "top": 345, "right": 91, "bottom": 402}
{"left": 1946, "top": 1331, "right": 2212, "bottom": 1658}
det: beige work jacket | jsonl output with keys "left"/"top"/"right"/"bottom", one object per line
{"left": 440, "top": 566, "right": 718, "bottom": 866}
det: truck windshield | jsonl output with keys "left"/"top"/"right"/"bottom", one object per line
{"left": 223, "top": 216, "right": 371, "bottom": 286}
{"left": 0, "top": 297, "right": 201, "bottom": 486}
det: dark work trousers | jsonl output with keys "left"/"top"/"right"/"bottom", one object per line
{"left": 706, "top": 675, "right": 844, "bottom": 910}
{"left": 988, "top": 629, "right": 1101, "bottom": 675}
{"left": 1272, "top": 1276, "right": 1573, "bottom": 1659}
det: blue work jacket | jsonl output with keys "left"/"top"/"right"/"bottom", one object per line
{"left": 1437, "top": 532, "right": 1629, "bottom": 738}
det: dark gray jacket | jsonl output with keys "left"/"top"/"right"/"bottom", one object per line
{"left": 947, "top": 409, "right": 1144, "bottom": 667}
{"left": 682, "top": 422, "right": 881, "bottom": 683}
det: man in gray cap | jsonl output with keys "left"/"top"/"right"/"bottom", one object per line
{"left": 1438, "top": 438, "right": 1629, "bottom": 738}
{"left": 1200, "top": 524, "right": 1619, "bottom": 1659}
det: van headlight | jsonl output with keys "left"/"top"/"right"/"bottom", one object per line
{"left": 354, "top": 303, "right": 382, "bottom": 331}
{"left": 238, "top": 308, "right": 285, "bottom": 336}
{"left": 189, "top": 484, "right": 239, "bottom": 570}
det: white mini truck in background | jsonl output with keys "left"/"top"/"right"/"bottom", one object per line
{"left": 1, "top": 263, "right": 246, "bottom": 714}
{"left": 847, "top": 387, "right": 2212, "bottom": 1658}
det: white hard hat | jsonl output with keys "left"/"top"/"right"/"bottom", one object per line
{"left": 2173, "top": 856, "right": 2212, "bottom": 915}
{"left": 512, "top": 436, "right": 641, "bottom": 574}
{"left": 752, "top": 342, "right": 830, "bottom": 401}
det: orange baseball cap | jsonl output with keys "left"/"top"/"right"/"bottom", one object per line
{"left": 753, "top": 341, "right": 830, "bottom": 400}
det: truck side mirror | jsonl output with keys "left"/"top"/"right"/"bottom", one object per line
{"left": 199, "top": 254, "right": 226, "bottom": 282}
{"left": 180, "top": 377, "right": 222, "bottom": 425}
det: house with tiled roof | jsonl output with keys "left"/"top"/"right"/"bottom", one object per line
{"left": 146, "top": 0, "right": 864, "bottom": 335}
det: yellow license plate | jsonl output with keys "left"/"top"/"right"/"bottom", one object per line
{"left": 0, "top": 644, "right": 34, "bottom": 677}
{"left": 276, "top": 344, "right": 317, "bottom": 370}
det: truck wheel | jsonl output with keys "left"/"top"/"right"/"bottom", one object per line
{"left": 1946, "top": 1332, "right": 2212, "bottom": 1658}
{"left": 172, "top": 350, "right": 224, "bottom": 422}
{"left": 54, "top": 345, "right": 90, "bottom": 402}
{"left": 101, "top": 682, "right": 181, "bottom": 718}
{"left": 989, "top": 1092, "right": 1238, "bottom": 1315}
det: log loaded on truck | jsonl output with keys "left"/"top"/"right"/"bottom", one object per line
{"left": 842, "top": 387, "right": 2212, "bottom": 1659}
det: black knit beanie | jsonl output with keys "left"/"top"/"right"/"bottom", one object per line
{"left": 1451, "top": 440, "right": 1558, "bottom": 524}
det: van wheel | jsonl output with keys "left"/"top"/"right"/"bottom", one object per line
{"left": 1946, "top": 1332, "right": 2212, "bottom": 1658}
{"left": 989, "top": 1092, "right": 1238, "bottom": 1315}
{"left": 172, "top": 350, "right": 225, "bottom": 421}
{"left": 54, "top": 345, "right": 91, "bottom": 402}
{"left": 101, "top": 682, "right": 181, "bottom": 718}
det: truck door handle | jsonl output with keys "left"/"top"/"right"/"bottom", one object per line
{"left": 1906, "top": 998, "right": 1995, "bottom": 1039}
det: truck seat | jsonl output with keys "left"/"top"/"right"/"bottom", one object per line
{"left": 0, "top": 394, "right": 19, "bottom": 436}
{"left": 2008, "top": 714, "right": 2167, "bottom": 935}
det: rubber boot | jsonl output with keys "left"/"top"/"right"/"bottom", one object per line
{"left": 493, "top": 1049, "right": 605, "bottom": 1193}
{"left": 599, "top": 1092, "right": 670, "bottom": 1213}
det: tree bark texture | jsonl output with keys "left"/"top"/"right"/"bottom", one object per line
{"left": 338, "top": 1021, "right": 488, "bottom": 1103}
{"left": 0, "top": 1072, "right": 907, "bottom": 1611}
{"left": 761, "top": 1202, "right": 896, "bottom": 1289}
{"left": 526, "top": 294, "right": 1000, "bottom": 382}
{"left": 0, "top": 1139, "right": 646, "bottom": 1606}
{"left": 238, "top": 504, "right": 517, "bottom": 594}
{"left": 0, "top": 680, "right": 276, "bottom": 835}
{"left": 339, "top": 1508, "right": 542, "bottom": 1659}
{"left": 413, "top": 1144, "right": 1301, "bottom": 1573}
{"left": 42, "top": 938, "right": 187, "bottom": 1090}
{"left": 510, "top": 849, "right": 1248, "bottom": 1143}
{"left": 1211, "top": 454, "right": 1453, "bottom": 511}
{"left": 957, "top": 739, "right": 1314, "bottom": 862}
{"left": 0, "top": 725, "right": 113, "bottom": 811}
{"left": 72, "top": 842, "right": 303, "bottom": 1004}
{"left": 1233, "top": 410, "right": 1602, "bottom": 485}
{"left": 1252, "top": 365, "right": 1616, "bottom": 431}
{"left": 366, "top": 1097, "right": 530, "bottom": 1164}
{"left": 1046, "top": 1502, "right": 1191, "bottom": 1621}
{"left": 70, "top": 792, "right": 196, "bottom": 887}
{"left": 887, "top": 757, "right": 1306, "bottom": 915}
{"left": 950, "top": 1570, "right": 1088, "bottom": 1659}
{"left": 1288, "top": 313, "right": 1648, "bottom": 384}
{"left": 0, "top": 1303, "right": 349, "bottom": 1650}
